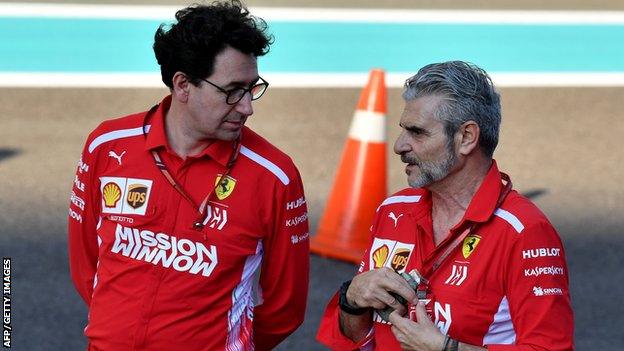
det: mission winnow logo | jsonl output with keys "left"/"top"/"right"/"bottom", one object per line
{"left": 111, "top": 224, "right": 218, "bottom": 277}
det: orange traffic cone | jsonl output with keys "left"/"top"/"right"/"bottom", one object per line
{"left": 311, "top": 69, "right": 387, "bottom": 264}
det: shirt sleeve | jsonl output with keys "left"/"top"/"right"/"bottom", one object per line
{"left": 67, "top": 135, "right": 101, "bottom": 305}
{"left": 252, "top": 166, "right": 310, "bottom": 350}
{"left": 316, "top": 209, "right": 382, "bottom": 350}
{"left": 487, "top": 220, "right": 574, "bottom": 351}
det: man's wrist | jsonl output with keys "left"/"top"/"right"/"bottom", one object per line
{"left": 338, "top": 280, "right": 370, "bottom": 315}
{"left": 449, "top": 338, "right": 459, "bottom": 351}
{"left": 442, "top": 335, "right": 459, "bottom": 351}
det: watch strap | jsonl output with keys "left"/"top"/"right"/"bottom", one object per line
{"left": 338, "top": 280, "right": 370, "bottom": 315}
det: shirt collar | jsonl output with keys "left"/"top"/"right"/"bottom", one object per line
{"left": 144, "top": 94, "right": 236, "bottom": 167}
{"left": 462, "top": 159, "right": 504, "bottom": 223}
{"left": 144, "top": 95, "right": 172, "bottom": 152}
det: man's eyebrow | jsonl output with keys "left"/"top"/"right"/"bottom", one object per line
{"left": 224, "top": 77, "right": 260, "bottom": 88}
{"left": 400, "top": 123, "right": 429, "bottom": 136}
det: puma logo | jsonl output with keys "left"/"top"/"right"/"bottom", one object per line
{"left": 108, "top": 150, "right": 126, "bottom": 165}
{"left": 388, "top": 212, "right": 403, "bottom": 227}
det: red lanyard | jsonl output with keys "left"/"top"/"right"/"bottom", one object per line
{"left": 142, "top": 104, "right": 241, "bottom": 233}
{"left": 150, "top": 140, "right": 240, "bottom": 232}
{"left": 416, "top": 172, "right": 513, "bottom": 296}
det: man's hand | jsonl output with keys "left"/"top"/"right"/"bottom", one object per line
{"left": 388, "top": 302, "right": 445, "bottom": 351}
{"left": 339, "top": 267, "right": 417, "bottom": 342}
{"left": 348, "top": 267, "right": 417, "bottom": 316}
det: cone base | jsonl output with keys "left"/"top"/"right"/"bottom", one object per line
{"left": 310, "top": 236, "right": 366, "bottom": 264}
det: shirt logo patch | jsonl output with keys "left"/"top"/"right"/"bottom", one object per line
{"left": 100, "top": 177, "right": 153, "bottom": 216}
{"left": 214, "top": 174, "right": 236, "bottom": 200}
{"left": 388, "top": 212, "right": 403, "bottom": 227}
{"left": 201, "top": 204, "right": 228, "bottom": 230}
{"left": 462, "top": 234, "right": 481, "bottom": 259}
{"left": 372, "top": 245, "right": 389, "bottom": 268}
{"left": 533, "top": 286, "right": 563, "bottom": 296}
{"left": 522, "top": 247, "right": 561, "bottom": 259}
{"left": 390, "top": 249, "right": 410, "bottom": 271}
{"left": 108, "top": 150, "right": 126, "bottom": 165}
{"left": 102, "top": 182, "right": 122, "bottom": 208}
{"left": 112, "top": 224, "right": 218, "bottom": 277}
{"left": 369, "top": 238, "right": 415, "bottom": 273}
{"left": 126, "top": 184, "right": 148, "bottom": 209}
{"left": 444, "top": 264, "right": 468, "bottom": 286}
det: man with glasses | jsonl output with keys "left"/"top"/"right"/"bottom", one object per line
{"left": 68, "top": 2, "right": 309, "bottom": 350}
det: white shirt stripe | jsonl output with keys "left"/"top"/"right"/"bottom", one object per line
{"left": 376, "top": 195, "right": 421, "bottom": 211}
{"left": 226, "top": 241, "right": 263, "bottom": 351}
{"left": 483, "top": 296, "right": 516, "bottom": 345}
{"left": 88, "top": 125, "right": 150, "bottom": 153}
{"left": 240, "top": 145, "right": 290, "bottom": 185}
{"left": 494, "top": 208, "right": 525, "bottom": 233}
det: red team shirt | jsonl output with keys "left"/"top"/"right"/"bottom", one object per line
{"left": 318, "top": 162, "right": 574, "bottom": 351}
{"left": 68, "top": 96, "right": 310, "bottom": 351}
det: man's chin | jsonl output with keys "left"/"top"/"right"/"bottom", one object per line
{"left": 408, "top": 179, "right": 430, "bottom": 189}
{"left": 215, "top": 128, "right": 243, "bottom": 141}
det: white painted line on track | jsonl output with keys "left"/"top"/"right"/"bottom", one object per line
{"left": 0, "top": 3, "right": 179, "bottom": 20}
{"left": 1, "top": 3, "right": 624, "bottom": 24}
{"left": 1, "top": 72, "right": 624, "bottom": 88}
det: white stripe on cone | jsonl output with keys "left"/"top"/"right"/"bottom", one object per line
{"left": 348, "top": 110, "right": 386, "bottom": 143}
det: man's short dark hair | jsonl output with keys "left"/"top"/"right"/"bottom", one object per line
{"left": 153, "top": 0, "right": 273, "bottom": 89}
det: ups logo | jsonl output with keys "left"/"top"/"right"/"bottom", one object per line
{"left": 391, "top": 249, "right": 411, "bottom": 271}
{"left": 126, "top": 184, "right": 148, "bottom": 209}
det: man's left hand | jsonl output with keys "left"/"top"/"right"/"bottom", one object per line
{"left": 388, "top": 301, "right": 445, "bottom": 351}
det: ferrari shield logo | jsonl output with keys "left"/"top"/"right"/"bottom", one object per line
{"left": 462, "top": 234, "right": 481, "bottom": 259}
{"left": 214, "top": 174, "right": 236, "bottom": 200}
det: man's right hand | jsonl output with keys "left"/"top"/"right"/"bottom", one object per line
{"left": 348, "top": 267, "right": 417, "bottom": 315}
{"left": 339, "top": 267, "right": 418, "bottom": 342}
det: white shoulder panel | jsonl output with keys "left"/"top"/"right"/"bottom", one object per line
{"left": 376, "top": 195, "right": 421, "bottom": 212}
{"left": 88, "top": 125, "right": 150, "bottom": 153}
{"left": 494, "top": 208, "right": 525, "bottom": 233}
{"left": 240, "top": 145, "right": 290, "bottom": 185}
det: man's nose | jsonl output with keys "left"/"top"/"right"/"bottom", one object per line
{"left": 235, "top": 91, "right": 254, "bottom": 116}
{"left": 393, "top": 131, "right": 409, "bottom": 155}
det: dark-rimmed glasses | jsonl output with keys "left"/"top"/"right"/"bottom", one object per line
{"left": 196, "top": 76, "right": 269, "bottom": 105}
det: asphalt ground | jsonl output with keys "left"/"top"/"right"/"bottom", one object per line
{"left": 1, "top": 85, "right": 623, "bottom": 350}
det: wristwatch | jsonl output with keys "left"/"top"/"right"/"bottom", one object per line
{"left": 338, "top": 280, "right": 370, "bottom": 315}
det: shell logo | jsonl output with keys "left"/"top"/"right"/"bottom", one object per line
{"left": 372, "top": 245, "right": 389, "bottom": 268}
{"left": 102, "top": 182, "right": 122, "bottom": 208}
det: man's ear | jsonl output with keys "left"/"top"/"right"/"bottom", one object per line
{"left": 457, "top": 121, "right": 480, "bottom": 156}
{"left": 171, "top": 72, "right": 190, "bottom": 103}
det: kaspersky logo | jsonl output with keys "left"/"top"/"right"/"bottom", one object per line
{"left": 111, "top": 224, "right": 218, "bottom": 277}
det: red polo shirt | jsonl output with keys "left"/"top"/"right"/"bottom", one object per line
{"left": 317, "top": 161, "right": 573, "bottom": 351}
{"left": 69, "top": 96, "right": 309, "bottom": 350}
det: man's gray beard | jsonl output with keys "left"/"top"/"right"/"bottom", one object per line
{"left": 407, "top": 143, "right": 457, "bottom": 189}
